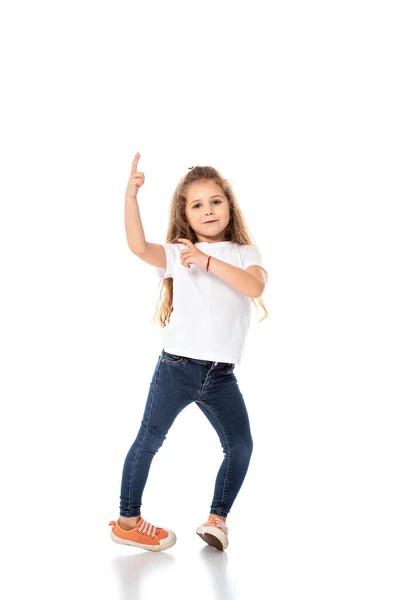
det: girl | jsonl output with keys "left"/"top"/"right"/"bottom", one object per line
{"left": 109, "top": 153, "right": 269, "bottom": 552}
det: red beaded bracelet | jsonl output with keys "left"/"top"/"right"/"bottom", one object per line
{"left": 206, "top": 255, "right": 211, "bottom": 271}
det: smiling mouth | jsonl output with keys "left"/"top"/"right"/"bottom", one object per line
{"left": 204, "top": 220, "right": 217, "bottom": 224}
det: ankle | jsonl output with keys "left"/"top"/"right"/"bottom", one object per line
{"left": 118, "top": 515, "right": 141, "bottom": 529}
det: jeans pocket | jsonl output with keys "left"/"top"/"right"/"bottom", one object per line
{"left": 226, "top": 363, "right": 235, "bottom": 374}
{"left": 162, "top": 351, "right": 184, "bottom": 364}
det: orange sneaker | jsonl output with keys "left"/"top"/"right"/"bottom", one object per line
{"left": 109, "top": 517, "right": 177, "bottom": 552}
{"left": 196, "top": 515, "right": 229, "bottom": 551}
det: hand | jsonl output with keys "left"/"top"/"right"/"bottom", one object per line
{"left": 125, "top": 152, "right": 145, "bottom": 199}
{"left": 177, "top": 238, "right": 209, "bottom": 270}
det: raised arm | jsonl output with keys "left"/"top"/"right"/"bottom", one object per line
{"left": 124, "top": 152, "right": 147, "bottom": 253}
{"left": 124, "top": 152, "right": 166, "bottom": 269}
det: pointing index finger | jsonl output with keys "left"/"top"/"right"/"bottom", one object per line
{"left": 131, "top": 152, "right": 140, "bottom": 173}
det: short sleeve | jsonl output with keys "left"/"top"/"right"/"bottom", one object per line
{"left": 156, "top": 243, "right": 184, "bottom": 279}
{"left": 241, "top": 245, "right": 269, "bottom": 284}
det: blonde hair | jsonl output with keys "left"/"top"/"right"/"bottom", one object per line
{"left": 153, "top": 165, "right": 268, "bottom": 328}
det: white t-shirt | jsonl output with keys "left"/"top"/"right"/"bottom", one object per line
{"left": 155, "top": 241, "right": 268, "bottom": 365}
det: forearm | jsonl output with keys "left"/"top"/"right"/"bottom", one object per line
{"left": 207, "top": 257, "right": 263, "bottom": 298}
{"left": 125, "top": 195, "right": 146, "bottom": 253}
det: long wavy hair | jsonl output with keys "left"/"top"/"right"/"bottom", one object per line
{"left": 153, "top": 165, "right": 268, "bottom": 328}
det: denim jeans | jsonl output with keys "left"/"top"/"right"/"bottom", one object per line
{"left": 119, "top": 349, "right": 253, "bottom": 519}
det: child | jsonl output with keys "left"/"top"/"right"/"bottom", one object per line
{"left": 109, "top": 153, "right": 269, "bottom": 552}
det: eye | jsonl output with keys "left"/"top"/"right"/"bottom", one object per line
{"left": 192, "top": 199, "right": 222, "bottom": 209}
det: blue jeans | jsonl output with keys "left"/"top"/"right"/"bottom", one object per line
{"left": 119, "top": 349, "right": 254, "bottom": 519}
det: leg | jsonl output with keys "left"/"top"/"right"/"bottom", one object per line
{"left": 195, "top": 374, "right": 253, "bottom": 519}
{"left": 119, "top": 356, "right": 194, "bottom": 517}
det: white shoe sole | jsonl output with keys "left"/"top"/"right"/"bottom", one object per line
{"left": 110, "top": 528, "right": 177, "bottom": 552}
{"left": 196, "top": 525, "right": 228, "bottom": 551}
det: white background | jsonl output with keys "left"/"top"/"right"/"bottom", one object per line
{"left": 1, "top": 1, "right": 399, "bottom": 598}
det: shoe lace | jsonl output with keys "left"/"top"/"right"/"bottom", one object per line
{"left": 138, "top": 519, "right": 158, "bottom": 538}
{"left": 213, "top": 517, "right": 228, "bottom": 535}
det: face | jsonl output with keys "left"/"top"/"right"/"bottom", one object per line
{"left": 185, "top": 181, "right": 230, "bottom": 243}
